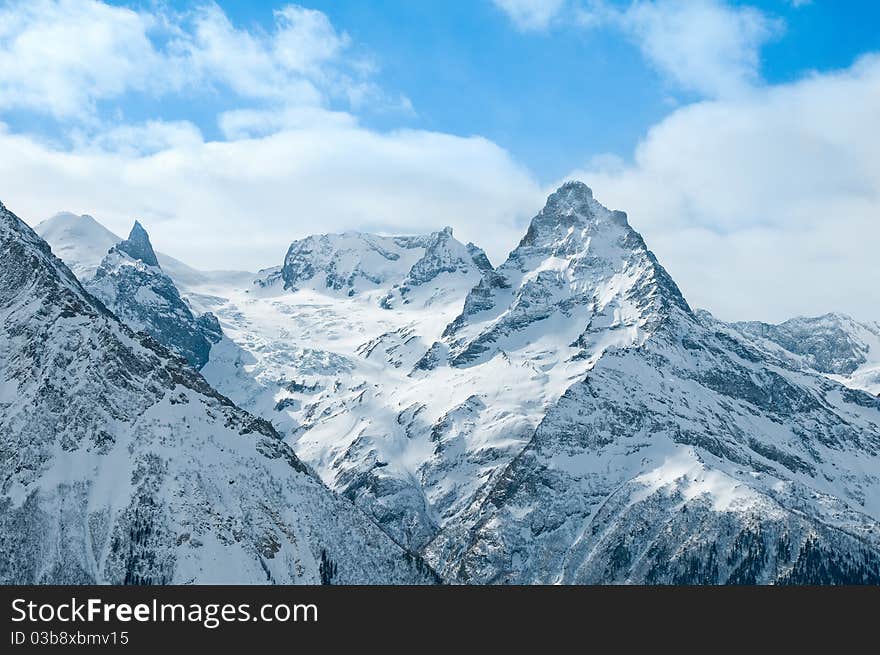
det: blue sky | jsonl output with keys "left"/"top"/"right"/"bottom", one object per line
{"left": 10, "top": 0, "right": 879, "bottom": 179}
{"left": 232, "top": 0, "right": 880, "bottom": 179}
{"left": 0, "top": 0, "right": 878, "bottom": 321}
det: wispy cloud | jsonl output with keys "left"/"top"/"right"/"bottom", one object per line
{"left": 491, "top": 0, "right": 568, "bottom": 31}
{"left": 0, "top": 0, "right": 384, "bottom": 121}
{"left": 0, "top": 1, "right": 542, "bottom": 268}
{"left": 495, "top": 0, "right": 783, "bottom": 98}
{"left": 619, "top": 0, "right": 783, "bottom": 98}
{"left": 0, "top": 0, "right": 173, "bottom": 119}
{"left": 0, "top": 120, "right": 541, "bottom": 269}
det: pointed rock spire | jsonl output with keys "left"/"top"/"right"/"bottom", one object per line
{"left": 117, "top": 220, "right": 160, "bottom": 268}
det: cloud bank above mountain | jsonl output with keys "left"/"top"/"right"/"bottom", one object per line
{"left": 0, "top": 1, "right": 877, "bottom": 323}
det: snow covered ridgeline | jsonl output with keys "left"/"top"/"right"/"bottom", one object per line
{"left": 34, "top": 214, "right": 226, "bottom": 370}
{"left": 731, "top": 313, "right": 880, "bottom": 397}
{"left": 195, "top": 181, "right": 880, "bottom": 584}
{"left": 26, "top": 181, "right": 880, "bottom": 584}
{"left": 280, "top": 226, "right": 493, "bottom": 307}
{"left": 0, "top": 201, "right": 439, "bottom": 585}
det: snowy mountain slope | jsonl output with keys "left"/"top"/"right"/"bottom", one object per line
{"left": 34, "top": 212, "right": 121, "bottom": 281}
{"left": 168, "top": 183, "right": 880, "bottom": 584}
{"left": 0, "top": 200, "right": 438, "bottom": 585}
{"left": 280, "top": 227, "right": 492, "bottom": 306}
{"left": 84, "top": 221, "right": 222, "bottom": 369}
{"left": 186, "top": 228, "right": 517, "bottom": 550}
{"left": 32, "top": 184, "right": 880, "bottom": 585}
{"left": 429, "top": 311, "right": 880, "bottom": 583}
{"left": 416, "top": 186, "right": 880, "bottom": 583}
{"left": 731, "top": 314, "right": 880, "bottom": 396}
{"left": 186, "top": 185, "right": 710, "bottom": 559}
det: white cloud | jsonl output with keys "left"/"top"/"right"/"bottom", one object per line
{"left": 620, "top": 0, "right": 783, "bottom": 98}
{"left": 0, "top": 118, "right": 541, "bottom": 270}
{"left": 0, "top": 0, "right": 877, "bottom": 326}
{"left": 71, "top": 120, "right": 205, "bottom": 156}
{"left": 0, "top": 0, "right": 376, "bottom": 120}
{"left": 498, "top": 0, "right": 782, "bottom": 99}
{"left": 271, "top": 5, "right": 350, "bottom": 74}
{"left": 0, "top": 1, "right": 539, "bottom": 271}
{"left": 492, "top": 0, "right": 568, "bottom": 31}
{"left": 566, "top": 54, "right": 880, "bottom": 322}
{"left": 180, "top": 3, "right": 355, "bottom": 105}
{"left": 0, "top": 0, "right": 173, "bottom": 119}
{"left": 217, "top": 107, "right": 358, "bottom": 140}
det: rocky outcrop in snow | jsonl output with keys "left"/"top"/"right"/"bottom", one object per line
{"left": 281, "top": 228, "right": 493, "bottom": 309}
{"left": 85, "top": 222, "right": 222, "bottom": 369}
{"left": 731, "top": 313, "right": 880, "bottom": 396}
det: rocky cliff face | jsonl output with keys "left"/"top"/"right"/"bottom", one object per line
{"left": 85, "top": 222, "right": 222, "bottom": 369}
{"left": 429, "top": 310, "right": 880, "bottom": 583}
{"left": 732, "top": 313, "right": 880, "bottom": 396}
{"left": 0, "top": 200, "right": 438, "bottom": 585}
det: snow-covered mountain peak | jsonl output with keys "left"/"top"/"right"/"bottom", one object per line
{"left": 398, "top": 225, "right": 491, "bottom": 287}
{"left": 280, "top": 227, "right": 494, "bottom": 308}
{"left": 40, "top": 210, "right": 106, "bottom": 232}
{"left": 86, "top": 222, "right": 223, "bottom": 370}
{"left": 440, "top": 182, "right": 690, "bottom": 367}
{"left": 547, "top": 179, "right": 593, "bottom": 205}
{"left": 530, "top": 179, "right": 592, "bottom": 220}
{"left": 517, "top": 180, "right": 629, "bottom": 247}
{"left": 116, "top": 220, "right": 160, "bottom": 268}
{"left": 34, "top": 212, "right": 122, "bottom": 280}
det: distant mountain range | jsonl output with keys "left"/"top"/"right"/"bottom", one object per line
{"left": 3, "top": 181, "right": 878, "bottom": 584}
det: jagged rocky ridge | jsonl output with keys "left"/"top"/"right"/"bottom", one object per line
{"left": 85, "top": 221, "right": 222, "bottom": 369}
{"left": 730, "top": 313, "right": 880, "bottom": 397}
{"left": 281, "top": 227, "right": 493, "bottom": 308}
{"left": 24, "top": 182, "right": 880, "bottom": 584}
{"left": 0, "top": 201, "right": 438, "bottom": 584}
{"left": 415, "top": 182, "right": 880, "bottom": 583}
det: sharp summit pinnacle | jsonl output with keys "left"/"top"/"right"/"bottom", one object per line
{"left": 117, "top": 220, "right": 160, "bottom": 268}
